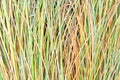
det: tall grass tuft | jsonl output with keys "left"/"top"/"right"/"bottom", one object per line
{"left": 0, "top": 0, "right": 120, "bottom": 80}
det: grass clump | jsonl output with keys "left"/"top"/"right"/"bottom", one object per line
{"left": 0, "top": 0, "right": 120, "bottom": 80}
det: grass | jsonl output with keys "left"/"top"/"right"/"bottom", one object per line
{"left": 0, "top": 0, "right": 120, "bottom": 80}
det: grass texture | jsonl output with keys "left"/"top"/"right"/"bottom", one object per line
{"left": 0, "top": 0, "right": 120, "bottom": 80}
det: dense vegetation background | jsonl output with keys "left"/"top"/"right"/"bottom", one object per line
{"left": 0, "top": 0, "right": 120, "bottom": 80}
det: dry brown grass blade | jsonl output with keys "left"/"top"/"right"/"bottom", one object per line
{"left": 69, "top": 26, "right": 79, "bottom": 80}
{"left": 102, "top": 1, "right": 120, "bottom": 53}
{"left": 107, "top": 2, "right": 120, "bottom": 28}
{"left": 76, "top": 1, "right": 86, "bottom": 79}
